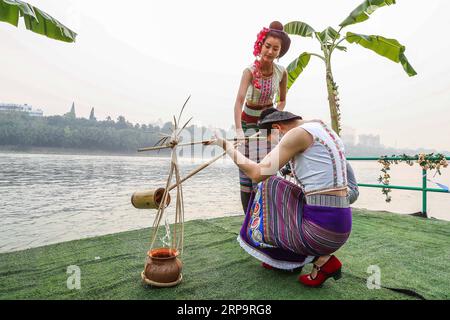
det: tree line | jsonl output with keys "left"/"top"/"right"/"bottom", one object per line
{"left": 1, "top": 108, "right": 444, "bottom": 157}
{"left": 0, "top": 108, "right": 223, "bottom": 153}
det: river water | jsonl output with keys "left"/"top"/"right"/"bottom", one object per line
{"left": 1, "top": 152, "right": 449, "bottom": 253}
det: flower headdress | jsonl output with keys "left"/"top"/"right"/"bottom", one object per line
{"left": 253, "top": 27, "right": 269, "bottom": 57}
{"left": 251, "top": 27, "right": 269, "bottom": 90}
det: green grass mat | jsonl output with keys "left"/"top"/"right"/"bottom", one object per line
{"left": 1, "top": 209, "right": 449, "bottom": 300}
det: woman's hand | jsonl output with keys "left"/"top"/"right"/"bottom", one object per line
{"left": 203, "top": 133, "right": 227, "bottom": 149}
{"left": 235, "top": 128, "right": 245, "bottom": 142}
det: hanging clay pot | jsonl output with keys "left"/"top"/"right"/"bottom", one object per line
{"left": 141, "top": 247, "right": 183, "bottom": 287}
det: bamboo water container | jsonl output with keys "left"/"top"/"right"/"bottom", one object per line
{"left": 131, "top": 188, "right": 171, "bottom": 209}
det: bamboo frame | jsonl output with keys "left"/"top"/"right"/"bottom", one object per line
{"left": 148, "top": 132, "right": 260, "bottom": 251}
{"left": 140, "top": 101, "right": 262, "bottom": 287}
{"left": 133, "top": 133, "right": 262, "bottom": 210}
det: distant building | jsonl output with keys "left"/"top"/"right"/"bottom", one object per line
{"left": 358, "top": 134, "right": 381, "bottom": 147}
{"left": 0, "top": 103, "right": 43, "bottom": 117}
{"left": 340, "top": 126, "right": 356, "bottom": 146}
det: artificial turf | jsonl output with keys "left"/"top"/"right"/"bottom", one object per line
{"left": 0, "top": 208, "right": 449, "bottom": 300}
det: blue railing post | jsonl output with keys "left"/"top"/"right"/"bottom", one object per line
{"left": 422, "top": 169, "right": 428, "bottom": 218}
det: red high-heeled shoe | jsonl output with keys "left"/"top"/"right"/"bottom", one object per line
{"left": 298, "top": 255, "right": 342, "bottom": 287}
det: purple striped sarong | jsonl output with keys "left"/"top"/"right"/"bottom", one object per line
{"left": 237, "top": 176, "right": 352, "bottom": 270}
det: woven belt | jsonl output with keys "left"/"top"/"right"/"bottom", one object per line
{"left": 305, "top": 194, "right": 350, "bottom": 208}
{"left": 243, "top": 104, "right": 273, "bottom": 117}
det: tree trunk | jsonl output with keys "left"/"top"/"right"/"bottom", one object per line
{"left": 325, "top": 63, "right": 341, "bottom": 136}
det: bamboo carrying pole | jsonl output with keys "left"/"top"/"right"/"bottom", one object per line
{"left": 137, "top": 136, "right": 265, "bottom": 152}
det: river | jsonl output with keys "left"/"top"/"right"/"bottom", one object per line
{"left": 1, "top": 152, "right": 449, "bottom": 253}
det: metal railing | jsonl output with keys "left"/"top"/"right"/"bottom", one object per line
{"left": 347, "top": 156, "right": 450, "bottom": 218}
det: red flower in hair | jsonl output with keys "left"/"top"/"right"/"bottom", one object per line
{"left": 251, "top": 27, "right": 270, "bottom": 90}
{"left": 253, "top": 27, "right": 269, "bottom": 57}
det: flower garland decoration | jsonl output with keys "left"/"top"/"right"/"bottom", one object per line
{"left": 252, "top": 27, "right": 269, "bottom": 90}
{"left": 377, "top": 153, "right": 448, "bottom": 202}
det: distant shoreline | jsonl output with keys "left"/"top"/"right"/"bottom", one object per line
{"left": 0, "top": 146, "right": 228, "bottom": 159}
{"left": 0, "top": 146, "right": 170, "bottom": 157}
{"left": 2, "top": 145, "right": 449, "bottom": 159}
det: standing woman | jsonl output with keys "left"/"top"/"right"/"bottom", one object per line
{"left": 234, "top": 21, "right": 291, "bottom": 213}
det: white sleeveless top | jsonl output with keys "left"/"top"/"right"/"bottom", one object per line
{"left": 290, "top": 121, "right": 348, "bottom": 194}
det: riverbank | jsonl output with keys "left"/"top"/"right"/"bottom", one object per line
{"left": 0, "top": 146, "right": 170, "bottom": 157}
{"left": 0, "top": 208, "right": 449, "bottom": 300}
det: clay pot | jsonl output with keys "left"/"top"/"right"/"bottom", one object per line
{"left": 143, "top": 248, "right": 182, "bottom": 286}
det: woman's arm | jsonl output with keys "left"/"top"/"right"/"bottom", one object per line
{"left": 346, "top": 162, "right": 359, "bottom": 204}
{"left": 220, "top": 127, "right": 313, "bottom": 183}
{"left": 276, "top": 70, "right": 287, "bottom": 111}
{"left": 234, "top": 69, "right": 252, "bottom": 137}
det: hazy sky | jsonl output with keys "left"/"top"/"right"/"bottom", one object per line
{"left": 1, "top": 0, "right": 449, "bottom": 150}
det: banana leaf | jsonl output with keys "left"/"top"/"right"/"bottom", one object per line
{"left": 284, "top": 21, "right": 315, "bottom": 38}
{"left": 346, "top": 32, "right": 417, "bottom": 76}
{"left": 287, "top": 52, "right": 311, "bottom": 90}
{"left": 327, "top": 44, "right": 347, "bottom": 52}
{"left": 399, "top": 53, "right": 417, "bottom": 77}
{"left": 0, "top": 0, "right": 76, "bottom": 42}
{"left": 317, "top": 27, "right": 340, "bottom": 44}
{"left": 335, "top": 45, "right": 348, "bottom": 52}
{"left": 340, "top": 0, "right": 396, "bottom": 28}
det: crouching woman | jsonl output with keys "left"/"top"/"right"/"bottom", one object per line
{"left": 207, "top": 108, "right": 353, "bottom": 287}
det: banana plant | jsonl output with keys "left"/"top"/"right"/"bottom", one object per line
{"left": 284, "top": 0, "right": 416, "bottom": 135}
{"left": 0, "top": 0, "right": 76, "bottom": 42}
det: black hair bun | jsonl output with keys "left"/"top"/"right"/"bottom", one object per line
{"left": 269, "top": 21, "right": 284, "bottom": 31}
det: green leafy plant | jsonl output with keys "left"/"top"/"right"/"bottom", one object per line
{"left": 284, "top": 0, "right": 416, "bottom": 135}
{"left": 0, "top": 0, "right": 76, "bottom": 42}
{"left": 378, "top": 153, "right": 448, "bottom": 202}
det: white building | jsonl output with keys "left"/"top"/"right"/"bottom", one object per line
{"left": 0, "top": 103, "right": 43, "bottom": 117}
{"left": 358, "top": 134, "right": 381, "bottom": 147}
